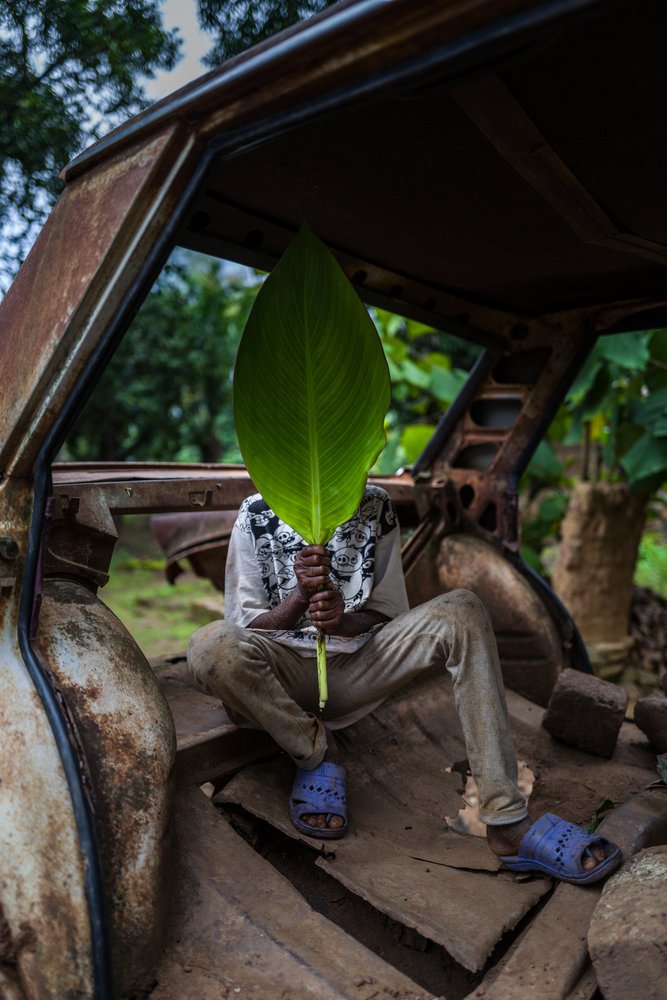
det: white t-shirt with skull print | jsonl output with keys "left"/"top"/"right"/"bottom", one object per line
{"left": 224, "top": 486, "right": 409, "bottom": 655}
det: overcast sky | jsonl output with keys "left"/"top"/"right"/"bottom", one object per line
{"left": 144, "top": 0, "right": 212, "bottom": 102}
{"left": 0, "top": 1, "right": 218, "bottom": 289}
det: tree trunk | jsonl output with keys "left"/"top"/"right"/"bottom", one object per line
{"left": 551, "top": 481, "right": 648, "bottom": 644}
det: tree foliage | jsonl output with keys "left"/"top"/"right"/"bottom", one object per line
{"left": 371, "top": 309, "right": 480, "bottom": 474}
{"left": 520, "top": 330, "right": 667, "bottom": 574}
{"left": 565, "top": 330, "right": 667, "bottom": 493}
{"left": 0, "top": 0, "right": 180, "bottom": 283}
{"left": 0, "top": 0, "right": 341, "bottom": 287}
{"left": 197, "top": 0, "right": 336, "bottom": 65}
{"left": 524, "top": 330, "right": 667, "bottom": 494}
{"left": 63, "top": 255, "right": 258, "bottom": 464}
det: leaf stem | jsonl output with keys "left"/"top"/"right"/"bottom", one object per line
{"left": 317, "top": 629, "right": 328, "bottom": 711}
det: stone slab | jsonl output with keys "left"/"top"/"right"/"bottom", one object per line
{"left": 595, "top": 787, "right": 667, "bottom": 857}
{"left": 588, "top": 845, "right": 667, "bottom": 1000}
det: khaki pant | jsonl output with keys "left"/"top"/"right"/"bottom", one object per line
{"left": 187, "top": 590, "right": 528, "bottom": 826}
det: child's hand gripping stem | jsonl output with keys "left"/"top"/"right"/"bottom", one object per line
{"left": 294, "top": 545, "right": 343, "bottom": 710}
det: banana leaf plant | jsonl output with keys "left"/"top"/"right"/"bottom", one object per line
{"left": 233, "top": 222, "right": 390, "bottom": 709}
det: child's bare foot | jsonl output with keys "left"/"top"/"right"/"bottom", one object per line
{"left": 487, "top": 814, "right": 617, "bottom": 880}
{"left": 302, "top": 735, "right": 344, "bottom": 830}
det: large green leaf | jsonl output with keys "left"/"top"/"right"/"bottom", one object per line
{"left": 597, "top": 331, "right": 650, "bottom": 369}
{"left": 628, "top": 386, "right": 667, "bottom": 428}
{"left": 648, "top": 329, "right": 667, "bottom": 366}
{"left": 621, "top": 430, "right": 667, "bottom": 485}
{"left": 567, "top": 351, "right": 603, "bottom": 405}
{"left": 526, "top": 439, "right": 565, "bottom": 485}
{"left": 233, "top": 221, "right": 391, "bottom": 545}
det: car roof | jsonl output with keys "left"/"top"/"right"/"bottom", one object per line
{"left": 3, "top": 0, "right": 667, "bottom": 475}
{"left": 65, "top": 0, "right": 667, "bottom": 324}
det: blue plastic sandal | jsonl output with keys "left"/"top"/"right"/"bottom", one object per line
{"left": 499, "top": 813, "right": 622, "bottom": 884}
{"left": 289, "top": 760, "right": 348, "bottom": 840}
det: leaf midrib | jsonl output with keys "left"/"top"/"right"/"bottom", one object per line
{"left": 304, "top": 284, "right": 321, "bottom": 543}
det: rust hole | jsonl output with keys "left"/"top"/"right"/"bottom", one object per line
{"left": 459, "top": 484, "right": 475, "bottom": 508}
{"left": 470, "top": 398, "right": 522, "bottom": 429}
{"left": 453, "top": 443, "right": 497, "bottom": 471}
{"left": 479, "top": 502, "right": 497, "bottom": 533}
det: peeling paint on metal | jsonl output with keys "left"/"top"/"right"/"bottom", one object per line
{"left": 37, "top": 578, "right": 176, "bottom": 997}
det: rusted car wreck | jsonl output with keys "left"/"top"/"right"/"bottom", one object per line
{"left": 1, "top": 0, "right": 667, "bottom": 997}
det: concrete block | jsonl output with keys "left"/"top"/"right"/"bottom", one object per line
{"left": 543, "top": 668, "right": 628, "bottom": 757}
{"left": 597, "top": 788, "right": 667, "bottom": 858}
{"left": 589, "top": 846, "right": 667, "bottom": 1000}
{"left": 634, "top": 695, "right": 667, "bottom": 753}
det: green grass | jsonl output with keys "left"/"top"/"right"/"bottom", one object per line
{"left": 634, "top": 531, "right": 667, "bottom": 598}
{"left": 102, "top": 553, "right": 222, "bottom": 660}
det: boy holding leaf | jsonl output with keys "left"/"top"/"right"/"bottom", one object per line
{"left": 188, "top": 485, "right": 621, "bottom": 884}
{"left": 189, "top": 223, "right": 621, "bottom": 883}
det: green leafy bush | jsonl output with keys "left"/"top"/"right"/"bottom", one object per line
{"left": 634, "top": 531, "right": 667, "bottom": 598}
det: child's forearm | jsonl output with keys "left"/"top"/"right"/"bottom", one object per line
{"left": 327, "top": 609, "right": 390, "bottom": 637}
{"left": 247, "top": 589, "right": 310, "bottom": 631}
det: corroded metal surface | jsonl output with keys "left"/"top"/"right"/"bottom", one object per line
{"left": 0, "top": 477, "right": 94, "bottom": 997}
{"left": 415, "top": 319, "right": 594, "bottom": 552}
{"left": 2, "top": 1, "right": 666, "bottom": 993}
{"left": 150, "top": 510, "right": 237, "bottom": 587}
{"left": 63, "top": 0, "right": 548, "bottom": 184}
{"left": 36, "top": 578, "right": 176, "bottom": 998}
{"left": 0, "top": 629, "right": 95, "bottom": 997}
{"left": 46, "top": 489, "right": 119, "bottom": 591}
{"left": 0, "top": 123, "right": 196, "bottom": 479}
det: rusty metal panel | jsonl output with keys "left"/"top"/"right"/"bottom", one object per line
{"left": 0, "top": 636, "right": 94, "bottom": 996}
{"left": 36, "top": 579, "right": 176, "bottom": 997}
{"left": 418, "top": 318, "right": 593, "bottom": 551}
{"left": 150, "top": 510, "right": 236, "bottom": 587}
{"left": 196, "top": 0, "right": 540, "bottom": 142}
{"left": 49, "top": 463, "right": 416, "bottom": 515}
{"left": 0, "top": 475, "right": 95, "bottom": 996}
{"left": 0, "top": 123, "right": 196, "bottom": 478}
{"left": 62, "top": 0, "right": 547, "bottom": 185}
